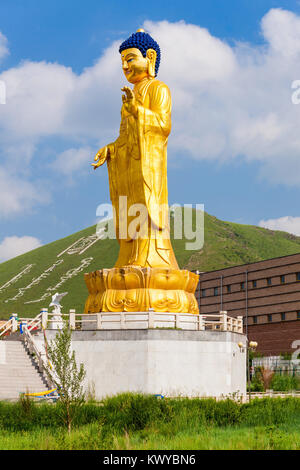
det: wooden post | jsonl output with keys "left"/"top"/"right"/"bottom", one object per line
{"left": 120, "top": 312, "right": 126, "bottom": 329}
{"left": 237, "top": 316, "right": 243, "bottom": 334}
{"left": 69, "top": 309, "right": 76, "bottom": 330}
{"left": 21, "top": 320, "right": 27, "bottom": 335}
{"left": 96, "top": 313, "right": 102, "bottom": 330}
{"left": 175, "top": 313, "right": 181, "bottom": 329}
{"left": 220, "top": 311, "right": 227, "bottom": 331}
{"left": 148, "top": 308, "right": 155, "bottom": 329}
{"left": 198, "top": 315, "right": 205, "bottom": 331}
{"left": 11, "top": 314, "right": 18, "bottom": 333}
{"left": 41, "top": 308, "right": 48, "bottom": 329}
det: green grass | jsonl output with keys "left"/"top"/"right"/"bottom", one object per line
{"left": 1, "top": 211, "right": 300, "bottom": 318}
{"left": 0, "top": 422, "right": 300, "bottom": 450}
{"left": 0, "top": 395, "right": 300, "bottom": 450}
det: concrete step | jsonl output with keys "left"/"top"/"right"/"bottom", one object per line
{"left": 0, "top": 366, "right": 41, "bottom": 372}
{"left": 0, "top": 360, "right": 41, "bottom": 367}
{"left": 3, "top": 361, "right": 39, "bottom": 367}
{"left": 0, "top": 340, "right": 49, "bottom": 400}
{"left": 2, "top": 345, "right": 25, "bottom": 350}
{"left": 0, "top": 380, "right": 47, "bottom": 393}
{"left": 0, "top": 374, "right": 45, "bottom": 380}
{"left": 0, "top": 386, "right": 47, "bottom": 394}
{"left": 1, "top": 378, "right": 46, "bottom": 384}
{"left": 0, "top": 386, "right": 46, "bottom": 392}
{"left": 2, "top": 368, "right": 40, "bottom": 374}
{"left": 0, "top": 383, "right": 43, "bottom": 388}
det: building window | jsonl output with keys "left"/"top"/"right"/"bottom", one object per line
{"left": 201, "top": 289, "right": 206, "bottom": 298}
{"left": 281, "top": 313, "right": 286, "bottom": 321}
{"left": 297, "top": 273, "right": 300, "bottom": 281}
{"left": 252, "top": 280, "right": 257, "bottom": 288}
{"left": 280, "top": 275, "right": 285, "bottom": 284}
{"left": 240, "top": 282, "right": 245, "bottom": 291}
{"left": 268, "top": 314, "right": 272, "bottom": 322}
{"left": 227, "top": 285, "right": 231, "bottom": 293}
{"left": 253, "top": 316, "right": 258, "bottom": 324}
{"left": 297, "top": 311, "right": 300, "bottom": 320}
{"left": 267, "top": 278, "right": 272, "bottom": 286}
{"left": 214, "top": 287, "right": 218, "bottom": 296}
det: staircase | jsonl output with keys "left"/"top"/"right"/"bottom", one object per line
{"left": 0, "top": 339, "right": 49, "bottom": 400}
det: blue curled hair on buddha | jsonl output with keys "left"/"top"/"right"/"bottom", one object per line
{"left": 119, "top": 32, "right": 161, "bottom": 77}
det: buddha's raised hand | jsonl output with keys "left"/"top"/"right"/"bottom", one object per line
{"left": 121, "top": 86, "right": 138, "bottom": 117}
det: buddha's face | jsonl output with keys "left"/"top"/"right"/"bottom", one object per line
{"left": 121, "top": 48, "right": 148, "bottom": 84}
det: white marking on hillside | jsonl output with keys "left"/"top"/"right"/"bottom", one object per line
{"left": 57, "top": 232, "right": 105, "bottom": 258}
{"left": 5, "top": 259, "right": 64, "bottom": 303}
{"left": 24, "top": 257, "right": 93, "bottom": 304}
{"left": 0, "top": 264, "right": 34, "bottom": 292}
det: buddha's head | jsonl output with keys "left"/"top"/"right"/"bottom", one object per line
{"left": 119, "top": 29, "right": 161, "bottom": 84}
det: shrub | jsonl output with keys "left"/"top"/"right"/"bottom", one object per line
{"left": 271, "top": 374, "right": 300, "bottom": 392}
{"left": 241, "top": 397, "right": 300, "bottom": 426}
{"left": 249, "top": 371, "right": 264, "bottom": 392}
{"left": 45, "top": 322, "right": 86, "bottom": 433}
{"left": 100, "top": 393, "right": 174, "bottom": 433}
{"left": 1, "top": 394, "right": 300, "bottom": 434}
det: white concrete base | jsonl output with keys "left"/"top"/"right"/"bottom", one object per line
{"left": 37, "top": 329, "right": 247, "bottom": 399}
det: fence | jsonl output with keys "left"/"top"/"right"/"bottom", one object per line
{"left": 253, "top": 356, "right": 300, "bottom": 376}
{"left": 0, "top": 309, "right": 244, "bottom": 335}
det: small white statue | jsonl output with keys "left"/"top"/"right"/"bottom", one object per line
{"left": 49, "top": 292, "right": 68, "bottom": 329}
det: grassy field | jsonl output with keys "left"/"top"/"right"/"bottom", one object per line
{"left": 1, "top": 211, "right": 300, "bottom": 318}
{"left": 1, "top": 422, "right": 300, "bottom": 450}
{"left": 0, "top": 394, "right": 300, "bottom": 450}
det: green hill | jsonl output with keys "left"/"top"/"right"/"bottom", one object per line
{"left": 1, "top": 212, "right": 300, "bottom": 319}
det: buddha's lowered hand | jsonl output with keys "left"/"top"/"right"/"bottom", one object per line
{"left": 92, "top": 145, "right": 111, "bottom": 169}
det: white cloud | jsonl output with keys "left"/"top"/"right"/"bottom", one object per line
{"left": 261, "top": 8, "right": 300, "bottom": 58}
{"left": 259, "top": 216, "right": 300, "bottom": 236}
{"left": 51, "top": 146, "right": 92, "bottom": 175}
{"left": 0, "top": 168, "right": 49, "bottom": 217}
{"left": 0, "top": 235, "right": 42, "bottom": 262}
{"left": 0, "top": 32, "right": 9, "bottom": 62}
{"left": 143, "top": 12, "right": 300, "bottom": 183}
{"left": 2, "top": 8, "right": 300, "bottom": 219}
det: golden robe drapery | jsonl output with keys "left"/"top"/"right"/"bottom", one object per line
{"left": 107, "top": 77, "right": 178, "bottom": 269}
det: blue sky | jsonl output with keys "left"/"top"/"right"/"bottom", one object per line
{"left": 1, "top": 0, "right": 300, "bottom": 261}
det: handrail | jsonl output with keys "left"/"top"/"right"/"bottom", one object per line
{"left": 27, "top": 313, "right": 42, "bottom": 331}
{"left": 0, "top": 317, "right": 17, "bottom": 338}
{"left": 2, "top": 310, "right": 244, "bottom": 335}
{"left": 0, "top": 311, "right": 43, "bottom": 338}
{"left": 69, "top": 311, "right": 244, "bottom": 333}
{"left": 22, "top": 326, "right": 56, "bottom": 389}
{"left": 0, "top": 319, "right": 13, "bottom": 338}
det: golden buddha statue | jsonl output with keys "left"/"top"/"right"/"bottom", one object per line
{"left": 84, "top": 30, "right": 199, "bottom": 314}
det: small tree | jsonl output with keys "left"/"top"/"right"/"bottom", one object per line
{"left": 46, "top": 322, "right": 86, "bottom": 433}
{"left": 259, "top": 367, "right": 275, "bottom": 391}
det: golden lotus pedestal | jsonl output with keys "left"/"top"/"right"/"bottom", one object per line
{"left": 84, "top": 266, "right": 199, "bottom": 314}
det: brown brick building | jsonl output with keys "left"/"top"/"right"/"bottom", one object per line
{"left": 194, "top": 253, "right": 300, "bottom": 356}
